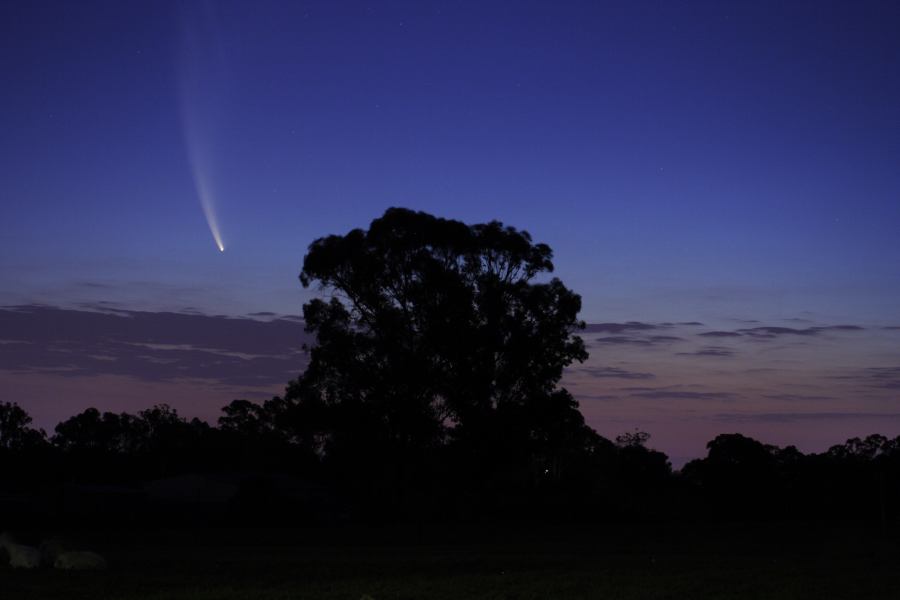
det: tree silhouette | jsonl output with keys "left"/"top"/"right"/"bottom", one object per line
{"left": 53, "top": 407, "right": 143, "bottom": 454}
{"left": 10, "top": 397, "right": 900, "bottom": 527}
{"left": 219, "top": 399, "right": 275, "bottom": 438}
{"left": 279, "top": 208, "right": 592, "bottom": 500}
{"left": 0, "top": 401, "right": 46, "bottom": 451}
{"left": 0, "top": 402, "right": 50, "bottom": 493}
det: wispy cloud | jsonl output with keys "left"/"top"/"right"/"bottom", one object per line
{"left": 762, "top": 394, "right": 836, "bottom": 402}
{"left": 591, "top": 334, "right": 682, "bottom": 346}
{"left": 576, "top": 366, "right": 655, "bottom": 380}
{"left": 594, "top": 336, "right": 653, "bottom": 345}
{"left": 630, "top": 390, "right": 735, "bottom": 401}
{"left": 583, "top": 321, "right": 661, "bottom": 334}
{"left": 677, "top": 346, "right": 736, "bottom": 357}
{"left": 737, "top": 325, "right": 864, "bottom": 338}
{"left": 828, "top": 366, "right": 900, "bottom": 390}
{"left": 715, "top": 412, "right": 900, "bottom": 423}
{"left": 0, "top": 305, "right": 311, "bottom": 387}
{"left": 865, "top": 367, "right": 900, "bottom": 389}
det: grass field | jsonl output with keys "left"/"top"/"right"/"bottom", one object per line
{"left": 3, "top": 524, "right": 899, "bottom": 599}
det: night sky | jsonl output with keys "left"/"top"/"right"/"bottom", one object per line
{"left": 1, "top": 1, "right": 899, "bottom": 465}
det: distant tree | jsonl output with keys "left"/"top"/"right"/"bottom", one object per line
{"left": 704, "top": 433, "right": 777, "bottom": 470}
{"left": 136, "top": 404, "right": 214, "bottom": 478}
{"left": 281, "top": 208, "right": 592, "bottom": 496}
{"left": 0, "top": 403, "right": 50, "bottom": 490}
{"left": 616, "top": 429, "right": 651, "bottom": 448}
{"left": 53, "top": 407, "right": 142, "bottom": 454}
{"left": 219, "top": 399, "right": 276, "bottom": 438}
{"left": 822, "top": 434, "right": 898, "bottom": 523}
{"left": 613, "top": 430, "right": 671, "bottom": 502}
{"left": 0, "top": 402, "right": 46, "bottom": 451}
{"left": 827, "top": 434, "right": 889, "bottom": 462}
{"left": 217, "top": 398, "right": 314, "bottom": 473}
{"left": 681, "top": 433, "right": 783, "bottom": 519}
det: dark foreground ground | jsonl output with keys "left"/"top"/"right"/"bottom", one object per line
{"left": 3, "top": 522, "right": 900, "bottom": 599}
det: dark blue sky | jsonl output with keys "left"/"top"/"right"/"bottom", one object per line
{"left": 2, "top": 1, "right": 899, "bottom": 461}
{"left": 3, "top": 0, "right": 899, "bottom": 323}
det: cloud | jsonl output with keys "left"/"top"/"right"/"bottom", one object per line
{"left": 714, "top": 412, "right": 900, "bottom": 423}
{"left": 74, "top": 281, "right": 115, "bottom": 289}
{"left": 576, "top": 394, "right": 622, "bottom": 401}
{"left": 762, "top": 394, "right": 836, "bottom": 402}
{"left": 738, "top": 327, "right": 816, "bottom": 338}
{"left": 0, "top": 305, "right": 312, "bottom": 387}
{"left": 585, "top": 321, "right": 865, "bottom": 356}
{"left": 73, "top": 301, "right": 131, "bottom": 314}
{"left": 630, "top": 390, "right": 735, "bottom": 401}
{"left": 591, "top": 334, "right": 682, "bottom": 346}
{"left": 864, "top": 367, "right": 900, "bottom": 389}
{"left": 828, "top": 366, "right": 900, "bottom": 390}
{"left": 677, "top": 346, "right": 735, "bottom": 357}
{"left": 737, "top": 325, "right": 864, "bottom": 338}
{"left": 594, "top": 336, "right": 652, "bottom": 345}
{"left": 576, "top": 366, "right": 655, "bottom": 380}
{"left": 583, "top": 321, "right": 660, "bottom": 334}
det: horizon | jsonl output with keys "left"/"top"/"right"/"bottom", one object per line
{"left": 3, "top": 301, "right": 898, "bottom": 468}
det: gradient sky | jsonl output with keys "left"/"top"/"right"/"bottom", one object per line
{"left": 1, "top": 1, "right": 899, "bottom": 465}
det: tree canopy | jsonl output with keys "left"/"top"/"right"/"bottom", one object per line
{"left": 0, "top": 401, "right": 45, "bottom": 451}
{"left": 282, "top": 208, "right": 592, "bottom": 484}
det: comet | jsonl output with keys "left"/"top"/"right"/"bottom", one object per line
{"left": 184, "top": 124, "right": 226, "bottom": 252}
{"left": 177, "top": 0, "right": 229, "bottom": 253}
{"left": 194, "top": 165, "right": 225, "bottom": 252}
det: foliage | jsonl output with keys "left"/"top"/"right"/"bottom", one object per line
{"left": 4, "top": 396, "right": 900, "bottom": 525}
{"left": 279, "top": 208, "right": 592, "bottom": 497}
{"left": 0, "top": 401, "right": 46, "bottom": 451}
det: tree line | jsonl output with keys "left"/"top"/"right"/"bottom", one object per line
{"left": 2, "top": 399, "right": 899, "bottom": 526}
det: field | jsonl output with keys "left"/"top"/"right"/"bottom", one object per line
{"left": 3, "top": 523, "right": 899, "bottom": 599}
